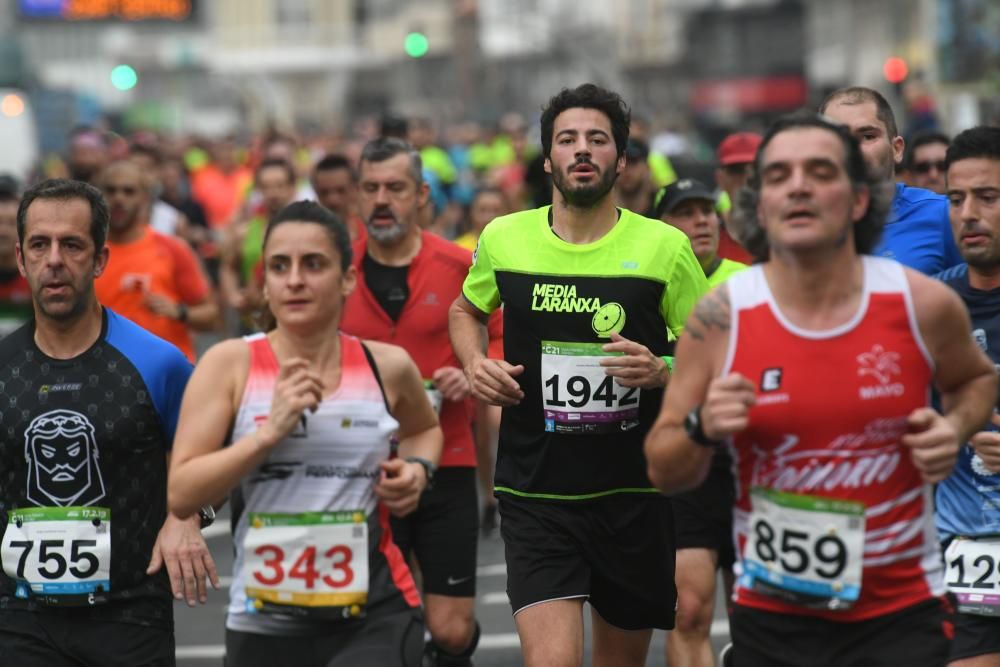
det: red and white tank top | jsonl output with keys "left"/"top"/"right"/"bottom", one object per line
{"left": 724, "top": 256, "right": 943, "bottom": 621}
{"left": 226, "top": 332, "right": 420, "bottom": 634}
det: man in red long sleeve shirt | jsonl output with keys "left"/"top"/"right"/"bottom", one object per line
{"left": 341, "top": 137, "right": 500, "bottom": 667}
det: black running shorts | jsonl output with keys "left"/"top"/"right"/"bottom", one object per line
{"left": 499, "top": 492, "right": 676, "bottom": 631}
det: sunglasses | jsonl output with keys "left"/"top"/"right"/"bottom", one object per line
{"left": 912, "top": 160, "right": 947, "bottom": 174}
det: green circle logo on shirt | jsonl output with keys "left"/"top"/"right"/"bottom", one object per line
{"left": 592, "top": 302, "right": 626, "bottom": 338}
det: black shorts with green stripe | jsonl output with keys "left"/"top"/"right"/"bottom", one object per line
{"left": 498, "top": 492, "right": 676, "bottom": 631}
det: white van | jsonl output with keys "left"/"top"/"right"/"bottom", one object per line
{"left": 0, "top": 89, "right": 39, "bottom": 181}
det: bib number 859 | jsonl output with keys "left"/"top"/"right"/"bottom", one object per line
{"left": 752, "top": 519, "right": 847, "bottom": 579}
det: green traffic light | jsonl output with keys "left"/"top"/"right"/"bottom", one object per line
{"left": 111, "top": 64, "right": 138, "bottom": 91}
{"left": 404, "top": 32, "right": 429, "bottom": 58}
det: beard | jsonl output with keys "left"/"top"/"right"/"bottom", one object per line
{"left": 552, "top": 160, "right": 618, "bottom": 209}
{"left": 365, "top": 209, "right": 409, "bottom": 244}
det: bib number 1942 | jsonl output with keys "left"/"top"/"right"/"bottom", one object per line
{"left": 540, "top": 341, "right": 640, "bottom": 435}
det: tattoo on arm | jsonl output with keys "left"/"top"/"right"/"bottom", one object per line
{"left": 686, "top": 288, "right": 731, "bottom": 342}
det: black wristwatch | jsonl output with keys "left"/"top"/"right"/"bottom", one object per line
{"left": 198, "top": 504, "right": 216, "bottom": 529}
{"left": 176, "top": 302, "right": 189, "bottom": 323}
{"left": 684, "top": 405, "right": 722, "bottom": 448}
{"left": 404, "top": 456, "right": 436, "bottom": 489}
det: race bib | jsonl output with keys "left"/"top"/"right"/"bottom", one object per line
{"left": 1, "top": 506, "right": 111, "bottom": 604}
{"left": 423, "top": 380, "right": 443, "bottom": 416}
{"left": 741, "top": 488, "right": 865, "bottom": 610}
{"left": 243, "top": 510, "right": 369, "bottom": 619}
{"left": 945, "top": 537, "right": 1000, "bottom": 616}
{"left": 540, "top": 341, "right": 640, "bottom": 434}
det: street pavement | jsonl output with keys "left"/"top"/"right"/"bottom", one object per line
{"left": 174, "top": 509, "right": 732, "bottom": 666}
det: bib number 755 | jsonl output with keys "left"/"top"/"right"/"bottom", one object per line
{"left": 6, "top": 539, "right": 101, "bottom": 580}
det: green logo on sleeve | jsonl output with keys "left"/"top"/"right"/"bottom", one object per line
{"left": 592, "top": 302, "right": 626, "bottom": 338}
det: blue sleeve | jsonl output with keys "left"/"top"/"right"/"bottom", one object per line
{"left": 104, "top": 310, "right": 193, "bottom": 446}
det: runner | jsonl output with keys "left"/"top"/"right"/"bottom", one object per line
{"left": 95, "top": 160, "right": 219, "bottom": 362}
{"left": 341, "top": 137, "right": 501, "bottom": 666}
{"left": 0, "top": 174, "right": 32, "bottom": 337}
{"left": 0, "top": 178, "right": 218, "bottom": 667}
{"left": 311, "top": 154, "right": 365, "bottom": 242}
{"left": 449, "top": 83, "right": 709, "bottom": 667}
{"left": 644, "top": 113, "right": 997, "bottom": 667}
{"left": 219, "top": 158, "right": 297, "bottom": 327}
{"left": 167, "top": 200, "right": 443, "bottom": 667}
{"left": 934, "top": 125, "right": 1000, "bottom": 667}
{"left": 904, "top": 130, "right": 950, "bottom": 196}
{"left": 654, "top": 177, "right": 745, "bottom": 667}
{"left": 820, "top": 86, "right": 962, "bottom": 275}
{"left": 714, "top": 132, "right": 761, "bottom": 264}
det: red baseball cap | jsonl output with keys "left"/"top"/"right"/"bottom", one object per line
{"left": 718, "top": 132, "right": 763, "bottom": 166}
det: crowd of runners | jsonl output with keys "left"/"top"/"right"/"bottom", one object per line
{"left": 0, "top": 80, "right": 998, "bottom": 667}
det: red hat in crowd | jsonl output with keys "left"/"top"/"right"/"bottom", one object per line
{"left": 717, "top": 132, "right": 763, "bottom": 166}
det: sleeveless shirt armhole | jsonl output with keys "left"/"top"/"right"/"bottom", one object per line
{"left": 360, "top": 342, "right": 392, "bottom": 413}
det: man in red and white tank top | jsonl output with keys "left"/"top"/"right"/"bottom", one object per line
{"left": 645, "top": 114, "right": 997, "bottom": 667}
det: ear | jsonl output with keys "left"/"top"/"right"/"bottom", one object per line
{"left": 851, "top": 185, "right": 872, "bottom": 223}
{"left": 616, "top": 153, "right": 627, "bottom": 176}
{"left": 93, "top": 246, "right": 110, "bottom": 278}
{"left": 15, "top": 243, "right": 26, "bottom": 278}
{"left": 342, "top": 264, "right": 357, "bottom": 297}
{"left": 543, "top": 156, "right": 552, "bottom": 175}
{"left": 891, "top": 135, "right": 905, "bottom": 167}
{"left": 416, "top": 181, "right": 430, "bottom": 210}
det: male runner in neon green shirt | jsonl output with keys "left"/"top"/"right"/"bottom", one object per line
{"left": 449, "top": 83, "right": 708, "bottom": 667}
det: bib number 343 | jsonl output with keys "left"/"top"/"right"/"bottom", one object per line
{"left": 244, "top": 511, "right": 369, "bottom": 616}
{"left": 741, "top": 488, "right": 865, "bottom": 610}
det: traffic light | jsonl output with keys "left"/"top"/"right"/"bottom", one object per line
{"left": 1, "top": 93, "right": 25, "bottom": 117}
{"left": 882, "top": 57, "right": 909, "bottom": 85}
{"left": 404, "top": 32, "right": 429, "bottom": 58}
{"left": 110, "top": 64, "right": 138, "bottom": 91}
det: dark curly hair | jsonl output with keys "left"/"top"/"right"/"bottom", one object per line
{"left": 540, "top": 84, "right": 630, "bottom": 160}
{"left": 733, "top": 113, "right": 894, "bottom": 262}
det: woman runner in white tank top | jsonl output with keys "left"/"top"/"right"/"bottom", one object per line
{"left": 166, "top": 201, "right": 443, "bottom": 667}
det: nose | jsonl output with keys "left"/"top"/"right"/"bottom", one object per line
{"left": 958, "top": 195, "right": 980, "bottom": 223}
{"left": 692, "top": 208, "right": 712, "bottom": 227}
{"left": 787, "top": 166, "right": 812, "bottom": 197}
{"left": 286, "top": 260, "right": 306, "bottom": 287}
{"left": 372, "top": 184, "right": 391, "bottom": 206}
{"left": 46, "top": 242, "right": 65, "bottom": 268}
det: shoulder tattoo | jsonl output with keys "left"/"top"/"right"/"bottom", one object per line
{"left": 685, "top": 288, "right": 731, "bottom": 342}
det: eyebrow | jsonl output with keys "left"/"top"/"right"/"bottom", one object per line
{"left": 267, "top": 252, "right": 329, "bottom": 261}
{"left": 852, "top": 125, "right": 883, "bottom": 135}
{"left": 948, "top": 186, "right": 1000, "bottom": 195}
{"left": 761, "top": 157, "right": 840, "bottom": 172}
{"left": 555, "top": 128, "right": 611, "bottom": 138}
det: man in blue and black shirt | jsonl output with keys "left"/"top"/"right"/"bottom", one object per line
{"left": 0, "top": 179, "right": 218, "bottom": 666}
{"left": 934, "top": 125, "right": 1000, "bottom": 667}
